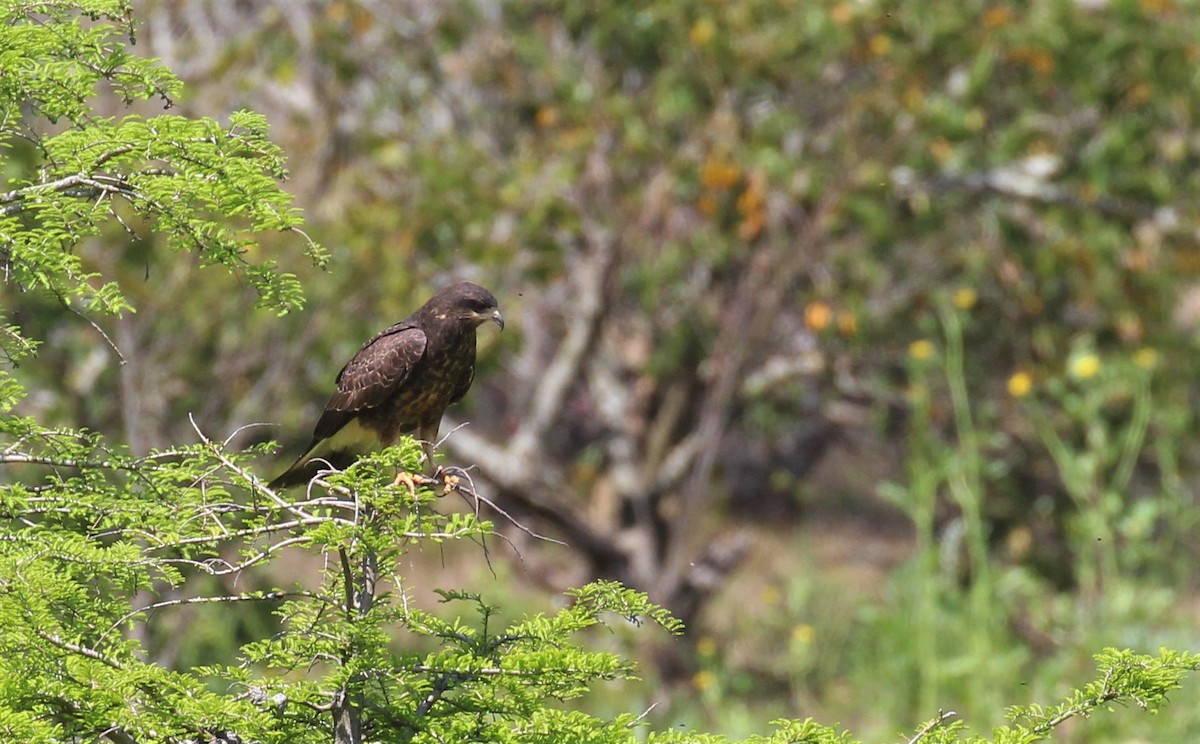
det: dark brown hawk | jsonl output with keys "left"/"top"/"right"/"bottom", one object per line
{"left": 268, "top": 281, "right": 503, "bottom": 489}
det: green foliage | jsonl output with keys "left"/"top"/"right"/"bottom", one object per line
{"left": 0, "top": 0, "right": 326, "bottom": 338}
{"left": 2, "top": 409, "right": 1196, "bottom": 743}
{"left": 0, "top": 424, "right": 682, "bottom": 742}
{"left": 643, "top": 649, "right": 1200, "bottom": 744}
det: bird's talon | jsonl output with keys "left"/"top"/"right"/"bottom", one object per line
{"left": 430, "top": 465, "right": 462, "bottom": 495}
{"left": 391, "top": 470, "right": 419, "bottom": 497}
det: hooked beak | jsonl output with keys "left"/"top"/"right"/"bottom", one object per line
{"left": 491, "top": 309, "right": 505, "bottom": 331}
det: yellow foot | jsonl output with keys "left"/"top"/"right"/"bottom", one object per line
{"left": 392, "top": 468, "right": 442, "bottom": 496}
{"left": 391, "top": 470, "right": 419, "bottom": 497}
{"left": 431, "top": 465, "right": 464, "bottom": 495}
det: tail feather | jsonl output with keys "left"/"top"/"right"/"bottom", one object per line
{"left": 267, "top": 446, "right": 360, "bottom": 490}
{"left": 268, "top": 418, "right": 382, "bottom": 490}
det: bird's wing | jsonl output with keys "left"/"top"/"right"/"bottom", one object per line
{"left": 312, "top": 323, "right": 428, "bottom": 441}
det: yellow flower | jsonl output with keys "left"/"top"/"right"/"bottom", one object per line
{"left": 1140, "top": 0, "right": 1177, "bottom": 13}
{"left": 983, "top": 6, "right": 1014, "bottom": 28}
{"left": 791, "top": 624, "right": 815, "bottom": 644}
{"left": 902, "top": 85, "right": 924, "bottom": 111}
{"left": 695, "top": 636, "right": 718, "bottom": 658}
{"left": 535, "top": 106, "right": 559, "bottom": 129}
{"left": 964, "top": 108, "right": 987, "bottom": 132}
{"left": 1133, "top": 347, "right": 1158, "bottom": 370}
{"left": 952, "top": 287, "right": 978, "bottom": 310}
{"left": 1007, "top": 371, "right": 1033, "bottom": 398}
{"left": 928, "top": 137, "right": 953, "bottom": 164}
{"left": 1069, "top": 353, "right": 1101, "bottom": 380}
{"left": 868, "top": 33, "right": 892, "bottom": 57}
{"left": 837, "top": 311, "right": 858, "bottom": 337}
{"left": 909, "top": 339, "right": 935, "bottom": 361}
{"left": 1125, "top": 82, "right": 1151, "bottom": 106}
{"left": 693, "top": 670, "right": 717, "bottom": 692}
{"left": 700, "top": 158, "right": 740, "bottom": 189}
{"left": 804, "top": 301, "right": 832, "bottom": 332}
{"left": 1029, "top": 49, "right": 1055, "bottom": 75}
{"left": 689, "top": 17, "right": 716, "bottom": 47}
{"left": 1006, "top": 526, "right": 1033, "bottom": 558}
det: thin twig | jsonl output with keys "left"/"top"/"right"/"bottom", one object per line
{"left": 189, "top": 414, "right": 314, "bottom": 523}
{"left": 0, "top": 453, "right": 137, "bottom": 470}
{"left": 424, "top": 467, "right": 566, "bottom": 547}
{"left": 61, "top": 297, "right": 128, "bottom": 364}
{"left": 907, "top": 710, "right": 957, "bottom": 744}
{"left": 103, "top": 590, "right": 316, "bottom": 640}
{"left": 626, "top": 702, "right": 659, "bottom": 728}
{"left": 34, "top": 629, "right": 124, "bottom": 670}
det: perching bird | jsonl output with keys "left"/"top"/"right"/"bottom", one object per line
{"left": 268, "top": 281, "right": 504, "bottom": 489}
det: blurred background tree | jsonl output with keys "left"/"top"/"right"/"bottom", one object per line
{"left": 10, "top": 0, "right": 1200, "bottom": 740}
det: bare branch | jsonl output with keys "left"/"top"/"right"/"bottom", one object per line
{"left": 103, "top": 590, "right": 319, "bottom": 640}
{"left": 0, "top": 453, "right": 138, "bottom": 471}
{"left": 34, "top": 629, "right": 124, "bottom": 670}
{"left": 60, "top": 296, "right": 128, "bottom": 366}
{"left": 189, "top": 414, "right": 316, "bottom": 523}
{"left": 140, "top": 521, "right": 328, "bottom": 549}
{"left": 510, "top": 226, "right": 618, "bottom": 461}
{"left": 907, "top": 710, "right": 958, "bottom": 744}
{"left": 891, "top": 164, "right": 1159, "bottom": 225}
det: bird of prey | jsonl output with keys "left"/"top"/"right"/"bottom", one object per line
{"left": 268, "top": 281, "right": 503, "bottom": 489}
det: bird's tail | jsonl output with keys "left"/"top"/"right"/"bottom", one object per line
{"left": 268, "top": 420, "right": 380, "bottom": 489}
{"left": 267, "top": 448, "right": 361, "bottom": 490}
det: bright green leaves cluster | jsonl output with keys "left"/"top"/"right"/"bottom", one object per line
{"left": 0, "top": 427, "right": 275, "bottom": 741}
{"left": 0, "top": 0, "right": 326, "bottom": 334}
{"left": 992, "top": 648, "right": 1200, "bottom": 744}
{"left": 0, "top": 0, "right": 180, "bottom": 122}
{"left": 637, "top": 649, "right": 1200, "bottom": 744}
{"left": 647, "top": 717, "right": 857, "bottom": 744}
{"left": 883, "top": 649, "right": 1200, "bottom": 744}
{"left": 0, "top": 420, "right": 688, "bottom": 742}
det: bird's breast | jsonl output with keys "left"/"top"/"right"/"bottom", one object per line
{"left": 362, "top": 334, "right": 476, "bottom": 438}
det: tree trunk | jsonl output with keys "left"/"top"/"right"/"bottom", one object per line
{"left": 333, "top": 547, "right": 377, "bottom": 744}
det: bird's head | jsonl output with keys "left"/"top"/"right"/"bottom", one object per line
{"left": 441, "top": 281, "right": 504, "bottom": 331}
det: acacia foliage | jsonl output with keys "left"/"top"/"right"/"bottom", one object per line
{"left": 0, "top": 421, "right": 683, "bottom": 743}
{"left": 0, "top": 426, "right": 1196, "bottom": 740}
{"left": 0, "top": 0, "right": 326, "bottom": 326}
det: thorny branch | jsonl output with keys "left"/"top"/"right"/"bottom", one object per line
{"left": 0, "top": 172, "right": 142, "bottom": 216}
{"left": 34, "top": 629, "right": 126, "bottom": 671}
{"left": 191, "top": 414, "right": 317, "bottom": 524}
{"left": 1030, "top": 667, "right": 1124, "bottom": 737}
